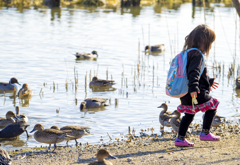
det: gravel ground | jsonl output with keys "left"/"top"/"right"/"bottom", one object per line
{"left": 9, "top": 124, "right": 240, "bottom": 165}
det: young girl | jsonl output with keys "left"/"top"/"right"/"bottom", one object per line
{"left": 175, "top": 24, "right": 220, "bottom": 147}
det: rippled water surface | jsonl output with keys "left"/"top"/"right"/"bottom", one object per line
{"left": 1, "top": 2, "right": 240, "bottom": 151}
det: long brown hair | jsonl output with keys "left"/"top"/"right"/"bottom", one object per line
{"left": 183, "top": 24, "right": 216, "bottom": 57}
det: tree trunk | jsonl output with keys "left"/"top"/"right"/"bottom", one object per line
{"left": 232, "top": 0, "right": 240, "bottom": 17}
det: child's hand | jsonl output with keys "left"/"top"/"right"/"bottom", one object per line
{"left": 211, "top": 82, "right": 219, "bottom": 91}
{"left": 190, "top": 91, "right": 200, "bottom": 98}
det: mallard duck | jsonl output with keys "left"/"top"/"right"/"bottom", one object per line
{"left": 30, "top": 124, "right": 74, "bottom": 152}
{"left": 15, "top": 106, "right": 28, "bottom": 123}
{"left": 236, "top": 76, "right": 240, "bottom": 88}
{"left": 88, "top": 149, "right": 117, "bottom": 165}
{"left": 157, "top": 103, "right": 172, "bottom": 130}
{"left": 0, "top": 77, "right": 20, "bottom": 91}
{"left": 89, "top": 77, "right": 115, "bottom": 87}
{"left": 145, "top": 44, "right": 165, "bottom": 52}
{"left": 18, "top": 83, "right": 33, "bottom": 99}
{"left": 74, "top": 50, "right": 98, "bottom": 59}
{"left": 0, "top": 148, "right": 11, "bottom": 165}
{"left": 0, "top": 111, "right": 17, "bottom": 128}
{"left": 0, "top": 121, "right": 29, "bottom": 138}
{"left": 80, "top": 98, "right": 109, "bottom": 110}
{"left": 202, "top": 114, "right": 225, "bottom": 128}
{"left": 50, "top": 125, "right": 90, "bottom": 146}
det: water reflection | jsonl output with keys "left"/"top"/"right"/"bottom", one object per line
{"left": 0, "top": 136, "right": 27, "bottom": 147}
{"left": 120, "top": 6, "right": 141, "bottom": 17}
{"left": 90, "top": 87, "right": 116, "bottom": 92}
{"left": 19, "top": 98, "right": 31, "bottom": 107}
{"left": 80, "top": 106, "right": 107, "bottom": 115}
{"left": 51, "top": 7, "right": 61, "bottom": 21}
{"left": 235, "top": 89, "right": 240, "bottom": 98}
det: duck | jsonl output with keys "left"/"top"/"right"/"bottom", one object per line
{"left": 30, "top": 124, "right": 74, "bottom": 152}
{"left": 157, "top": 103, "right": 173, "bottom": 130}
{"left": 145, "top": 44, "right": 165, "bottom": 52}
{"left": 18, "top": 83, "right": 33, "bottom": 99}
{"left": 15, "top": 106, "right": 28, "bottom": 123}
{"left": 0, "top": 111, "right": 17, "bottom": 128}
{"left": 170, "top": 110, "right": 181, "bottom": 134}
{"left": 89, "top": 77, "right": 115, "bottom": 87}
{"left": 0, "top": 121, "right": 29, "bottom": 138}
{"left": 50, "top": 125, "right": 90, "bottom": 146}
{"left": 236, "top": 76, "right": 240, "bottom": 88}
{"left": 0, "top": 77, "right": 21, "bottom": 91}
{"left": 0, "top": 148, "right": 11, "bottom": 165}
{"left": 80, "top": 98, "right": 109, "bottom": 110}
{"left": 202, "top": 114, "right": 225, "bottom": 128}
{"left": 88, "top": 149, "right": 117, "bottom": 165}
{"left": 74, "top": 50, "right": 98, "bottom": 59}
{"left": 170, "top": 110, "right": 191, "bottom": 137}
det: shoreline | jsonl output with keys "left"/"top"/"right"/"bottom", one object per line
{"left": 10, "top": 123, "right": 240, "bottom": 165}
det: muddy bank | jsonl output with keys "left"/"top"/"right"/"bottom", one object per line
{"left": 9, "top": 123, "right": 240, "bottom": 165}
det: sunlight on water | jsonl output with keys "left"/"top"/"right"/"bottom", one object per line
{"left": 0, "top": 2, "right": 240, "bottom": 151}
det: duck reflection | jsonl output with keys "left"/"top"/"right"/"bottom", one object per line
{"left": 90, "top": 87, "right": 116, "bottom": 92}
{"left": 235, "top": 89, "right": 240, "bottom": 98}
{"left": 120, "top": 6, "right": 141, "bottom": 17}
{"left": 0, "top": 136, "right": 27, "bottom": 147}
{"left": 51, "top": 7, "right": 61, "bottom": 21}
{"left": 80, "top": 106, "right": 107, "bottom": 114}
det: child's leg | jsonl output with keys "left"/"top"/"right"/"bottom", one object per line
{"left": 200, "top": 109, "right": 220, "bottom": 141}
{"left": 175, "top": 113, "right": 195, "bottom": 147}
{"left": 178, "top": 113, "right": 195, "bottom": 140}
{"left": 202, "top": 109, "right": 216, "bottom": 134}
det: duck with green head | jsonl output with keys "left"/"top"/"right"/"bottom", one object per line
{"left": 89, "top": 76, "right": 115, "bottom": 87}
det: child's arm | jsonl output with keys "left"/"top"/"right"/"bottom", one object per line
{"left": 187, "top": 50, "right": 203, "bottom": 98}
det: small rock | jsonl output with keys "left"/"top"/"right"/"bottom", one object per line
{"left": 127, "top": 158, "right": 132, "bottom": 162}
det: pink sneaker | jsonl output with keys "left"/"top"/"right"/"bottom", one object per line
{"left": 200, "top": 132, "right": 220, "bottom": 141}
{"left": 175, "top": 138, "right": 194, "bottom": 147}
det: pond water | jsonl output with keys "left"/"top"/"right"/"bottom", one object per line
{"left": 0, "top": 2, "right": 240, "bottom": 151}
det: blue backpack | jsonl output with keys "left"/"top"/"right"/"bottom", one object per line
{"left": 165, "top": 48, "right": 205, "bottom": 98}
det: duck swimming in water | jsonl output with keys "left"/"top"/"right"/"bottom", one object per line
{"left": 0, "top": 77, "right": 21, "bottom": 91}
{"left": 145, "top": 44, "right": 165, "bottom": 52}
{"left": 80, "top": 98, "right": 109, "bottom": 110}
{"left": 88, "top": 149, "right": 117, "bottom": 165}
{"left": 15, "top": 106, "right": 28, "bottom": 123}
{"left": 18, "top": 83, "right": 33, "bottom": 99}
{"left": 0, "top": 111, "right": 17, "bottom": 128}
{"left": 157, "top": 103, "right": 173, "bottom": 131}
{"left": 30, "top": 124, "right": 74, "bottom": 152}
{"left": 50, "top": 125, "right": 90, "bottom": 146}
{"left": 89, "top": 76, "right": 115, "bottom": 87}
{"left": 74, "top": 50, "right": 98, "bottom": 59}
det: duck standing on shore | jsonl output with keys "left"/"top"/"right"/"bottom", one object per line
{"left": 74, "top": 50, "right": 98, "bottom": 59}
{"left": 0, "top": 148, "right": 11, "bottom": 165}
{"left": 0, "top": 121, "right": 29, "bottom": 138}
{"left": 88, "top": 149, "right": 117, "bottom": 165}
{"left": 145, "top": 44, "right": 165, "bottom": 52}
{"left": 18, "top": 84, "right": 32, "bottom": 99}
{"left": 0, "top": 77, "right": 21, "bottom": 91}
{"left": 202, "top": 114, "right": 225, "bottom": 128}
{"left": 157, "top": 103, "right": 173, "bottom": 131}
{"left": 89, "top": 77, "right": 115, "bottom": 88}
{"left": 30, "top": 124, "right": 74, "bottom": 152}
{"left": 50, "top": 125, "right": 90, "bottom": 146}
{"left": 80, "top": 98, "right": 109, "bottom": 110}
{"left": 0, "top": 111, "right": 17, "bottom": 128}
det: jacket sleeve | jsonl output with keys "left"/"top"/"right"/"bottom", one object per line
{"left": 209, "top": 78, "right": 214, "bottom": 86}
{"left": 187, "top": 51, "right": 203, "bottom": 93}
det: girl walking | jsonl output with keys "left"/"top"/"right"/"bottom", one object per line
{"left": 175, "top": 24, "right": 220, "bottom": 147}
